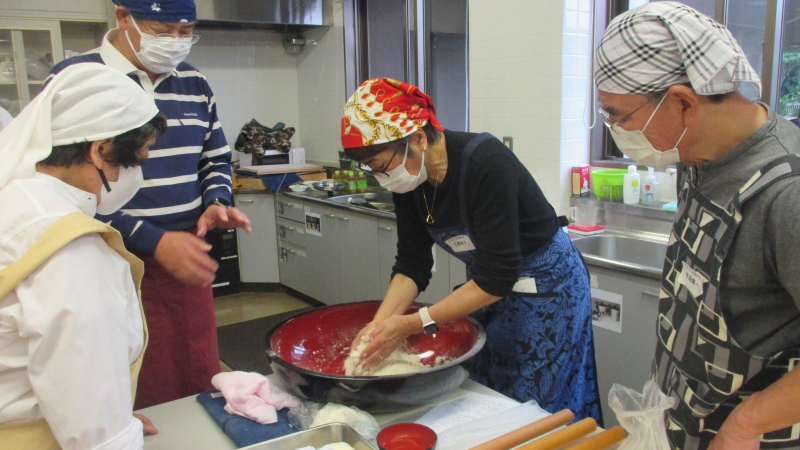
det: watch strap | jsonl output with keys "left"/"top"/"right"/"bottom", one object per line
{"left": 212, "top": 198, "right": 230, "bottom": 208}
{"left": 419, "top": 306, "right": 438, "bottom": 334}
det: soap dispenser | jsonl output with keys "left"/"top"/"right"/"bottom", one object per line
{"left": 623, "top": 165, "right": 640, "bottom": 205}
{"left": 642, "top": 167, "right": 660, "bottom": 204}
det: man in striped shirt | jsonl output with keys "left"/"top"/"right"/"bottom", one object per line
{"left": 47, "top": 0, "right": 251, "bottom": 409}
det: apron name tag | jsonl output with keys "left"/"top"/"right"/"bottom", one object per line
{"left": 513, "top": 277, "right": 538, "bottom": 294}
{"left": 678, "top": 265, "right": 707, "bottom": 298}
{"left": 445, "top": 235, "right": 476, "bottom": 252}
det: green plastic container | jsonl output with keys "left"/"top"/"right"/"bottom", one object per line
{"left": 591, "top": 169, "right": 627, "bottom": 200}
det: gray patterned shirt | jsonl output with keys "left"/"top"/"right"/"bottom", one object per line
{"left": 694, "top": 105, "right": 800, "bottom": 357}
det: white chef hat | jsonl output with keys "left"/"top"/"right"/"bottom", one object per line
{"left": 0, "top": 62, "right": 160, "bottom": 188}
{"left": 594, "top": 1, "right": 761, "bottom": 97}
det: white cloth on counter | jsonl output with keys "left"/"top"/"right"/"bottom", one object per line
{"left": 0, "top": 173, "right": 145, "bottom": 450}
{"left": 211, "top": 371, "right": 300, "bottom": 424}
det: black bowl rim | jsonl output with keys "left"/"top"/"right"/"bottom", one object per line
{"left": 263, "top": 300, "right": 487, "bottom": 381}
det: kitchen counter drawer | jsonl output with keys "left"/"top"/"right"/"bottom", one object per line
{"left": 275, "top": 195, "right": 305, "bottom": 223}
{"left": 276, "top": 217, "right": 310, "bottom": 248}
{"left": 278, "top": 242, "right": 312, "bottom": 298}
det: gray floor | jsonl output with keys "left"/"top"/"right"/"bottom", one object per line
{"left": 214, "top": 291, "right": 311, "bottom": 372}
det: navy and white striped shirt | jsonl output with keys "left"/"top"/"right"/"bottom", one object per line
{"left": 47, "top": 30, "right": 233, "bottom": 255}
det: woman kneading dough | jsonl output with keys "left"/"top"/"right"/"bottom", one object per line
{"left": 342, "top": 78, "right": 602, "bottom": 423}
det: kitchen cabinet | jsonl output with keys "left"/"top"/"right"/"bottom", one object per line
{"left": 235, "top": 193, "right": 280, "bottom": 284}
{"left": 335, "top": 208, "right": 381, "bottom": 303}
{"left": 449, "top": 254, "right": 467, "bottom": 292}
{"left": 275, "top": 195, "right": 305, "bottom": 223}
{"left": 588, "top": 265, "right": 661, "bottom": 428}
{"left": 417, "top": 244, "right": 452, "bottom": 305}
{"left": 0, "top": 0, "right": 108, "bottom": 21}
{"left": 275, "top": 193, "right": 470, "bottom": 307}
{"left": 277, "top": 241, "right": 309, "bottom": 295}
{"left": 377, "top": 218, "right": 450, "bottom": 305}
{"left": 377, "top": 218, "right": 397, "bottom": 297}
{"left": 0, "top": 17, "right": 107, "bottom": 117}
{"left": 300, "top": 202, "right": 380, "bottom": 305}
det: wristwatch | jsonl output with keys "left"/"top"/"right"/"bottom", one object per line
{"left": 211, "top": 198, "right": 230, "bottom": 208}
{"left": 419, "top": 306, "right": 439, "bottom": 335}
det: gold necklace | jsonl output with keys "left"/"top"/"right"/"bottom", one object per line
{"left": 422, "top": 146, "right": 443, "bottom": 224}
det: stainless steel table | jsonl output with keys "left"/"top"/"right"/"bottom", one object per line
{"left": 138, "top": 378, "right": 512, "bottom": 450}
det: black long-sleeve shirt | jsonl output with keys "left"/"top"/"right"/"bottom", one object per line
{"left": 392, "top": 131, "right": 562, "bottom": 297}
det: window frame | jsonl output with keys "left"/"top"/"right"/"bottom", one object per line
{"left": 590, "top": 0, "right": 782, "bottom": 167}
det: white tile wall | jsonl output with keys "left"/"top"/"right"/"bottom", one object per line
{"left": 296, "top": 0, "right": 347, "bottom": 165}
{"left": 558, "top": 0, "right": 593, "bottom": 215}
{"left": 470, "top": 0, "right": 594, "bottom": 215}
{"left": 185, "top": 29, "right": 301, "bottom": 163}
{"left": 186, "top": 2, "right": 348, "bottom": 167}
{"left": 469, "top": 0, "right": 565, "bottom": 210}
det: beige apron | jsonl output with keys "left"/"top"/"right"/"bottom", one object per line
{"left": 0, "top": 212, "right": 148, "bottom": 450}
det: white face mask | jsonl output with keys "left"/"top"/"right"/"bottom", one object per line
{"left": 608, "top": 93, "right": 687, "bottom": 168}
{"left": 126, "top": 18, "right": 193, "bottom": 74}
{"left": 376, "top": 141, "right": 428, "bottom": 193}
{"left": 96, "top": 166, "right": 144, "bottom": 215}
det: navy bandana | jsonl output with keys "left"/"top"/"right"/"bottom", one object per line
{"left": 113, "top": 0, "right": 197, "bottom": 23}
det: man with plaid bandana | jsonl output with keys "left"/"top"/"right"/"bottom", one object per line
{"left": 595, "top": 2, "right": 800, "bottom": 449}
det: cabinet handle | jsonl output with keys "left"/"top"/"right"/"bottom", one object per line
{"left": 642, "top": 290, "right": 661, "bottom": 299}
{"left": 286, "top": 202, "right": 294, "bottom": 207}
{"left": 239, "top": 199, "right": 254, "bottom": 203}
{"left": 379, "top": 226, "right": 393, "bottom": 231}
{"left": 325, "top": 214, "right": 336, "bottom": 219}
{"left": 288, "top": 227, "right": 295, "bottom": 231}
{"left": 338, "top": 217, "right": 349, "bottom": 222}
{"left": 288, "top": 249, "right": 297, "bottom": 254}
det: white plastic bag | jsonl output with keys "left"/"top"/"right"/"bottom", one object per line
{"left": 608, "top": 380, "right": 676, "bottom": 450}
{"left": 309, "top": 403, "right": 381, "bottom": 442}
{"left": 436, "top": 401, "right": 550, "bottom": 450}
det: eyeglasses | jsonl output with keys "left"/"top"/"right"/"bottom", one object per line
{"left": 598, "top": 101, "right": 649, "bottom": 129}
{"left": 136, "top": 18, "right": 201, "bottom": 44}
{"left": 362, "top": 152, "right": 397, "bottom": 178}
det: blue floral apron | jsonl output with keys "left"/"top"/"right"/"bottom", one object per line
{"left": 415, "top": 133, "right": 602, "bottom": 424}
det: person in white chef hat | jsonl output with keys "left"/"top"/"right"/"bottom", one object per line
{"left": 0, "top": 62, "right": 166, "bottom": 450}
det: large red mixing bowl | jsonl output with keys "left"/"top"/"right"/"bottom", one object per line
{"left": 264, "top": 301, "right": 486, "bottom": 413}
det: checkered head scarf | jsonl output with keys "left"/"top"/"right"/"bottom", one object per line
{"left": 341, "top": 78, "right": 443, "bottom": 149}
{"left": 594, "top": 1, "right": 761, "bottom": 97}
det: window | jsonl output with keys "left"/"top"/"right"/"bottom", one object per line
{"left": 591, "top": 0, "right": 791, "bottom": 165}
{"left": 342, "top": 0, "right": 469, "bottom": 131}
{"left": 776, "top": 0, "right": 800, "bottom": 120}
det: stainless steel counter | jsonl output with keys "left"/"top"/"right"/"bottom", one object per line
{"left": 280, "top": 189, "right": 398, "bottom": 220}
{"left": 138, "top": 378, "right": 511, "bottom": 450}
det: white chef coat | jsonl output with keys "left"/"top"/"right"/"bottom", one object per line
{"left": 0, "top": 173, "right": 145, "bottom": 450}
{"left": 0, "top": 106, "right": 12, "bottom": 132}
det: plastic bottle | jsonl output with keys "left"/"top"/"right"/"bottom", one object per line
{"left": 357, "top": 170, "right": 368, "bottom": 193}
{"left": 641, "top": 167, "right": 660, "bottom": 204}
{"left": 333, "top": 170, "right": 345, "bottom": 195}
{"left": 623, "top": 165, "right": 641, "bottom": 205}
{"left": 347, "top": 171, "right": 358, "bottom": 193}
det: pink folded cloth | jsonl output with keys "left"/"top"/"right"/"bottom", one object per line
{"left": 211, "top": 372, "right": 300, "bottom": 424}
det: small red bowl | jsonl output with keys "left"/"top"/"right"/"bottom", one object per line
{"left": 377, "top": 423, "right": 438, "bottom": 450}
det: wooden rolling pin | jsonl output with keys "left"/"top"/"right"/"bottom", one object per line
{"left": 562, "top": 426, "right": 626, "bottom": 450}
{"left": 467, "top": 410, "right": 574, "bottom": 450}
{"left": 516, "top": 418, "right": 597, "bottom": 450}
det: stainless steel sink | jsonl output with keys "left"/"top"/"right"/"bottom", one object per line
{"left": 571, "top": 234, "right": 668, "bottom": 279}
{"left": 327, "top": 192, "right": 395, "bottom": 212}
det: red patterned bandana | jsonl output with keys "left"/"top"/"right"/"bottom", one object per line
{"left": 341, "top": 78, "right": 444, "bottom": 149}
